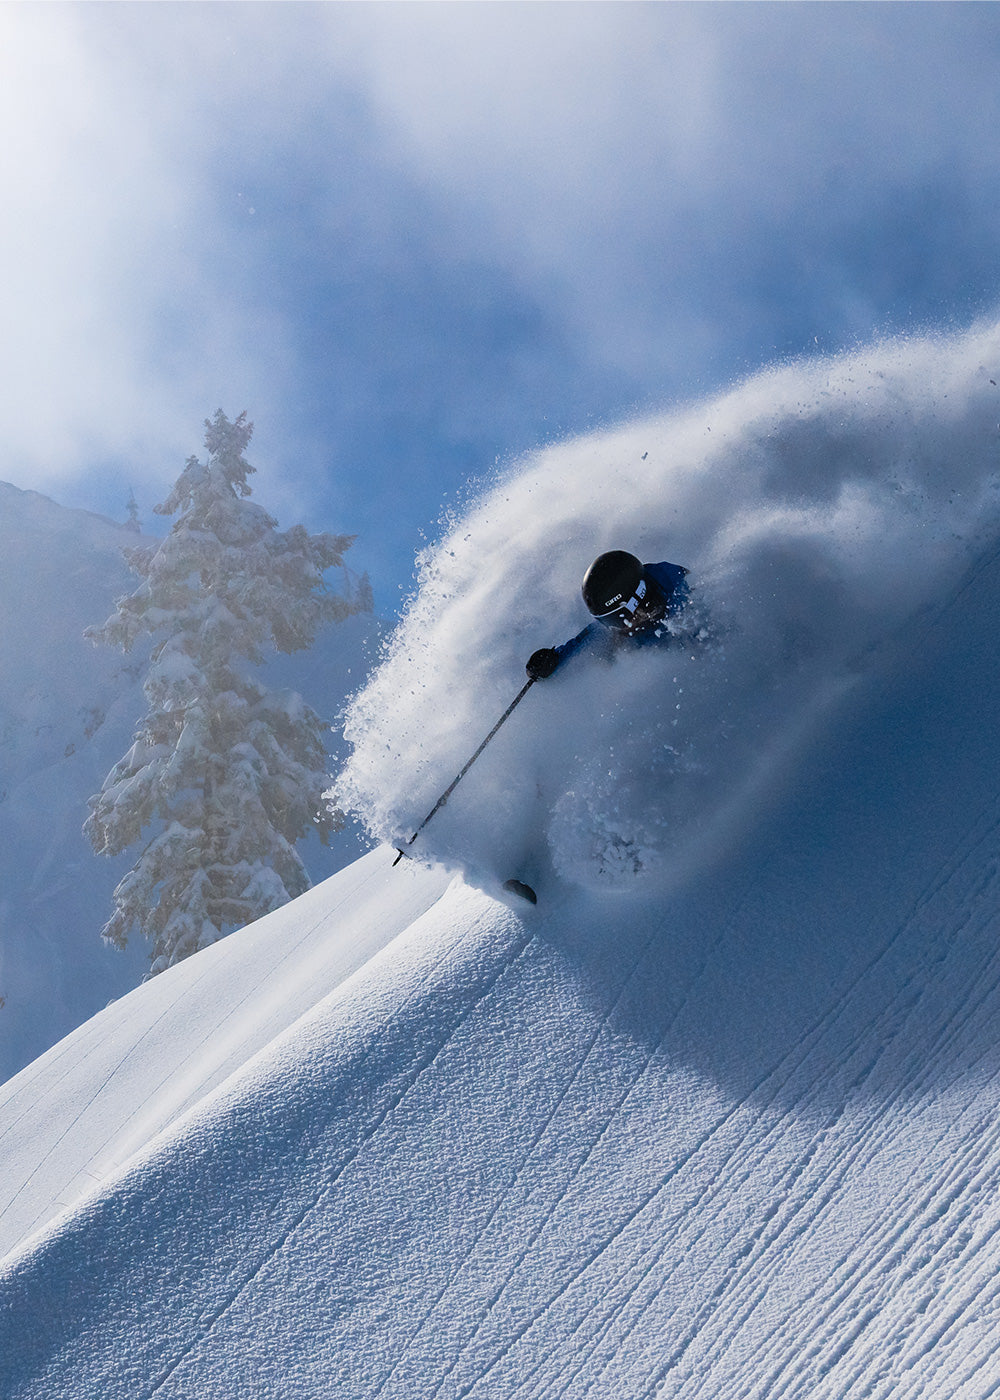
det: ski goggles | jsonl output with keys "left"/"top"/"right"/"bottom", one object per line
{"left": 596, "top": 576, "right": 667, "bottom": 634}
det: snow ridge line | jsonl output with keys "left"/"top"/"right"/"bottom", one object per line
{"left": 0, "top": 980, "right": 177, "bottom": 1156}
{"left": 139, "top": 909, "right": 535, "bottom": 1400}
{"left": 63, "top": 858, "right": 424, "bottom": 1206}
{"left": 0, "top": 857, "right": 393, "bottom": 1260}
{"left": 0, "top": 969, "right": 221, "bottom": 1252}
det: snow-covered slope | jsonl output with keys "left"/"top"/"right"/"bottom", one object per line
{"left": 0, "top": 849, "right": 451, "bottom": 1263}
{"left": 4, "top": 328, "right": 1000, "bottom": 1397}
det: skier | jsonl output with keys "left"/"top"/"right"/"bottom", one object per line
{"left": 525, "top": 550, "right": 690, "bottom": 682}
{"left": 394, "top": 549, "right": 693, "bottom": 906}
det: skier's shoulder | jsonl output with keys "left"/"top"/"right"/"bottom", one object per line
{"left": 645, "top": 559, "right": 689, "bottom": 588}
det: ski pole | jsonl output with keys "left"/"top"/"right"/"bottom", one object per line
{"left": 392, "top": 676, "right": 536, "bottom": 864}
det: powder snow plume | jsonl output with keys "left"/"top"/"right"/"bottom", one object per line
{"left": 337, "top": 324, "right": 1000, "bottom": 896}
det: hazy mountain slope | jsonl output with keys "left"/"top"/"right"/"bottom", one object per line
{"left": 0, "top": 481, "right": 379, "bottom": 1083}
{"left": 0, "top": 483, "right": 151, "bottom": 1079}
{"left": 1, "top": 527, "right": 1000, "bottom": 1398}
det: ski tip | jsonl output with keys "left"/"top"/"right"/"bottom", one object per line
{"left": 502, "top": 878, "right": 538, "bottom": 905}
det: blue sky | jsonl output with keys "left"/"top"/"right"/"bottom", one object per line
{"left": 3, "top": 2, "right": 1000, "bottom": 609}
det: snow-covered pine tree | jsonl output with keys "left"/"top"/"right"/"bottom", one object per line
{"left": 85, "top": 410, "right": 369, "bottom": 976}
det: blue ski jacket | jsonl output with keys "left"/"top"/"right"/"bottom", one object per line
{"left": 534, "top": 561, "right": 690, "bottom": 678}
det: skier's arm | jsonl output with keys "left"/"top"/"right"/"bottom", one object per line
{"left": 526, "top": 622, "right": 606, "bottom": 680}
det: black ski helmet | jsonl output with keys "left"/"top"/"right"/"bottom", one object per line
{"left": 581, "top": 550, "right": 644, "bottom": 618}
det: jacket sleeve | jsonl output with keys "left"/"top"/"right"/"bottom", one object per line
{"left": 553, "top": 622, "right": 616, "bottom": 668}
{"left": 645, "top": 560, "right": 690, "bottom": 613}
{"left": 527, "top": 621, "right": 617, "bottom": 679}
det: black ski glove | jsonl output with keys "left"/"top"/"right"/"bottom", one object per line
{"left": 526, "top": 647, "right": 559, "bottom": 680}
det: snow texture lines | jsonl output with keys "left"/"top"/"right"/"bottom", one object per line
{"left": 80, "top": 857, "right": 390, "bottom": 1164}
{"left": 619, "top": 814, "right": 1000, "bottom": 1397}
{"left": 457, "top": 791, "right": 1000, "bottom": 1400}
{"left": 410, "top": 881, "right": 789, "bottom": 1400}
{"left": 141, "top": 912, "right": 534, "bottom": 1400}
{"left": 391, "top": 885, "right": 768, "bottom": 1400}
{"left": 0, "top": 963, "right": 215, "bottom": 1250}
{"left": 419, "top": 1063, "right": 737, "bottom": 1392}
{"left": 399, "top": 945, "right": 674, "bottom": 1397}
{"left": 366, "top": 936, "right": 647, "bottom": 1398}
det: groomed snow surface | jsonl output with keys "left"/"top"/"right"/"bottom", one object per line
{"left": 5, "top": 325, "right": 1000, "bottom": 1396}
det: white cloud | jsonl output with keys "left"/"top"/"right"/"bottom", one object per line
{"left": 0, "top": 6, "right": 303, "bottom": 493}
{"left": 2, "top": 1, "right": 999, "bottom": 544}
{"left": 324, "top": 5, "right": 728, "bottom": 354}
{"left": 326, "top": 4, "right": 1000, "bottom": 373}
